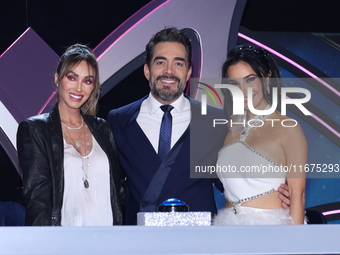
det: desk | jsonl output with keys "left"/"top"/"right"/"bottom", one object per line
{"left": 0, "top": 225, "right": 339, "bottom": 254}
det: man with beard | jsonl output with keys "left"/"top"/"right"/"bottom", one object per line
{"left": 107, "top": 27, "right": 290, "bottom": 225}
{"left": 107, "top": 27, "right": 227, "bottom": 225}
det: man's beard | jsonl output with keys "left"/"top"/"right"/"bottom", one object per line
{"left": 150, "top": 75, "right": 186, "bottom": 102}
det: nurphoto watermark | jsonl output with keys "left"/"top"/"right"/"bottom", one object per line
{"left": 189, "top": 77, "right": 340, "bottom": 179}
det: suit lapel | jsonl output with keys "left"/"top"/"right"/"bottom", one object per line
{"left": 160, "top": 126, "right": 190, "bottom": 196}
{"left": 123, "top": 98, "right": 161, "bottom": 173}
{"left": 160, "top": 97, "right": 195, "bottom": 192}
{"left": 157, "top": 98, "right": 209, "bottom": 196}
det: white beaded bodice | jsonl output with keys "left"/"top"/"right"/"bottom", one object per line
{"left": 216, "top": 109, "right": 286, "bottom": 214}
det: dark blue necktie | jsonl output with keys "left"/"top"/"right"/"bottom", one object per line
{"left": 158, "top": 105, "right": 174, "bottom": 161}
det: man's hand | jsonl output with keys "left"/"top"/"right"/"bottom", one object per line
{"left": 278, "top": 183, "right": 290, "bottom": 209}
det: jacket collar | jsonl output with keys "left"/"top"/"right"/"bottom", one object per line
{"left": 48, "top": 103, "right": 63, "bottom": 134}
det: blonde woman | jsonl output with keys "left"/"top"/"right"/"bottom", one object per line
{"left": 17, "top": 44, "right": 124, "bottom": 226}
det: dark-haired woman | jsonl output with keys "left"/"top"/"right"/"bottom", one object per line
{"left": 213, "top": 45, "right": 307, "bottom": 225}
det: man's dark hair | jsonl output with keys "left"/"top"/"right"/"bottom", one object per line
{"left": 145, "top": 27, "right": 192, "bottom": 68}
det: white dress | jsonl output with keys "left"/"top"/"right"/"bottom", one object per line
{"left": 213, "top": 113, "right": 293, "bottom": 225}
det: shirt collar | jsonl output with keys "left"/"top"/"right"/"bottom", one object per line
{"left": 146, "top": 93, "right": 188, "bottom": 115}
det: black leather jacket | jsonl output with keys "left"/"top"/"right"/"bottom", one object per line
{"left": 17, "top": 104, "right": 124, "bottom": 226}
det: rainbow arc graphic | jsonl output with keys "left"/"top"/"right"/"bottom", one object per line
{"left": 197, "top": 82, "right": 223, "bottom": 106}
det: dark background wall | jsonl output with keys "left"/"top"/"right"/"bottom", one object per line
{"left": 1, "top": 0, "right": 339, "bottom": 56}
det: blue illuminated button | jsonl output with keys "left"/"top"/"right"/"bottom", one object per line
{"left": 157, "top": 198, "right": 189, "bottom": 212}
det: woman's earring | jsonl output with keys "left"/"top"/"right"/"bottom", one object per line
{"left": 266, "top": 86, "right": 270, "bottom": 94}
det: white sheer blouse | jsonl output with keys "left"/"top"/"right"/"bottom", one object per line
{"left": 61, "top": 136, "right": 113, "bottom": 226}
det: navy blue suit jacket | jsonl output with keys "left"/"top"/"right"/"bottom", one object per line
{"left": 108, "top": 96, "right": 227, "bottom": 224}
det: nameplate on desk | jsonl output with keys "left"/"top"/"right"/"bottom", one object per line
{"left": 137, "top": 212, "right": 211, "bottom": 226}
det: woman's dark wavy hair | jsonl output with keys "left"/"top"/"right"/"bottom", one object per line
{"left": 145, "top": 27, "right": 192, "bottom": 69}
{"left": 221, "top": 44, "right": 282, "bottom": 118}
{"left": 55, "top": 44, "right": 100, "bottom": 116}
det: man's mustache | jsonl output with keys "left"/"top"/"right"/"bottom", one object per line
{"left": 156, "top": 75, "right": 180, "bottom": 83}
